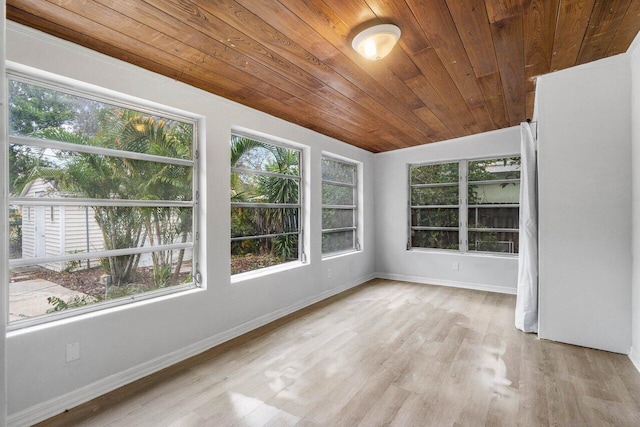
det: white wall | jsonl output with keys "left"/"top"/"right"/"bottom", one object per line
{"left": 1, "top": 2, "right": 9, "bottom": 425}
{"left": 374, "top": 127, "right": 520, "bottom": 294}
{"left": 631, "top": 36, "right": 640, "bottom": 370}
{"left": 4, "top": 23, "right": 376, "bottom": 424}
{"left": 537, "top": 54, "right": 632, "bottom": 354}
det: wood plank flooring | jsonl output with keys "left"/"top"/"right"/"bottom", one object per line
{"left": 37, "top": 279, "right": 640, "bottom": 426}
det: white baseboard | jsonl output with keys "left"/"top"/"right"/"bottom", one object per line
{"left": 630, "top": 347, "right": 640, "bottom": 374}
{"left": 8, "top": 273, "right": 375, "bottom": 427}
{"left": 374, "top": 272, "right": 517, "bottom": 295}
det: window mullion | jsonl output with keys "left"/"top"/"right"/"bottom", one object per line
{"left": 9, "top": 242, "right": 193, "bottom": 268}
{"left": 299, "top": 150, "right": 306, "bottom": 263}
{"left": 459, "top": 160, "right": 469, "bottom": 253}
{"left": 11, "top": 197, "right": 193, "bottom": 208}
{"left": 407, "top": 163, "right": 412, "bottom": 250}
{"left": 10, "top": 135, "right": 193, "bottom": 167}
{"left": 353, "top": 173, "right": 359, "bottom": 250}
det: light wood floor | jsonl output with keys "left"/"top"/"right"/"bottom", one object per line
{"left": 38, "top": 279, "right": 640, "bottom": 426}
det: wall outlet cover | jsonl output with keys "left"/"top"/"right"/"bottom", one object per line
{"left": 66, "top": 342, "right": 80, "bottom": 362}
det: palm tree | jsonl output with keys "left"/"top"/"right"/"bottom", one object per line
{"left": 258, "top": 147, "right": 300, "bottom": 259}
{"left": 231, "top": 136, "right": 264, "bottom": 167}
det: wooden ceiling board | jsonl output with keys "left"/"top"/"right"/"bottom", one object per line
{"left": 405, "top": 72, "right": 469, "bottom": 136}
{"left": 478, "top": 72, "right": 510, "bottom": 128}
{"left": 607, "top": 1, "right": 640, "bottom": 55}
{"left": 6, "top": 0, "right": 640, "bottom": 153}
{"left": 445, "top": 0, "right": 499, "bottom": 78}
{"left": 550, "top": 0, "right": 596, "bottom": 71}
{"left": 577, "top": 0, "right": 632, "bottom": 64}
{"left": 407, "top": 0, "right": 496, "bottom": 132}
{"left": 414, "top": 106, "right": 456, "bottom": 141}
{"left": 409, "top": 47, "right": 482, "bottom": 136}
{"left": 485, "top": 0, "right": 525, "bottom": 23}
{"left": 491, "top": 13, "right": 527, "bottom": 126}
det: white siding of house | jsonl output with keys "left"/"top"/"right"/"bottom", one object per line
{"left": 64, "top": 206, "right": 104, "bottom": 272}
{"left": 471, "top": 182, "right": 519, "bottom": 203}
{"left": 43, "top": 204, "right": 62, "bottom": 271}
{"left": 64, "top": 206, "right": 104, "bottom": 265}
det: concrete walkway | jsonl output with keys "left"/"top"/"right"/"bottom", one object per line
{"left": 9, "top": 279, "right": 93, "bottom": 322}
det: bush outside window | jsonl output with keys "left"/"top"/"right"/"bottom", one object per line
{"left": 409, "top": 157, "right": 520, "bottom": 254}
{"left": 7, "top": 70, "right": 199, "bottom": 327}
{"left": 230, "top": 133, "right": 303, "bottom": 274}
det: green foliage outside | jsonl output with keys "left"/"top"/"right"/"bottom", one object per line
{"left": 8, "top": 208, "right": 22, "bottom": 256}
{"left": 410, "top": 162, "right": 459, "bottom": 249}
{"left": 47, "top": 295, "right": 97, "bottom": 313}
{"left": 230, "top": 136, "right": 300, "bottom": 273}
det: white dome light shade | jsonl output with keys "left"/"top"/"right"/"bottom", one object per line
{"left": 352, "top": 24, "right": 401, "bottom": 60}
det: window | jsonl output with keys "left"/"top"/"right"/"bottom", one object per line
{"left": 230, "top": 133, "right": 303, "bottom": 274}
{"left": 467, "top": 158, "right": 521, "bottom": 253}
{"left": 409, "top": 162, "right": 460, "bottom": 250}
{"left": 322, "top": 156, "right": 359, "bottom": 255}
{"left": 7, "top": 71, "right": 199, "bottom": 327}
{"left": 409, "top": 157, "right": 520, "bottom": 254}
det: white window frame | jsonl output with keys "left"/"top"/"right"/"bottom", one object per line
{"left": 321, "top": 154, "right": 360, "bottom": 257}
{"left": 408, "top": 155, "right": 520, "bottom": 256}
{"left": 230, "top": 131, "right": 306, "bottom": 276}
{"left": 6, "top": 66, "right": 201, "bottom": 330}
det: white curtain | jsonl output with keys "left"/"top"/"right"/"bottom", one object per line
{"left": 515, "top": 121, "right": 538, "bottom": 333}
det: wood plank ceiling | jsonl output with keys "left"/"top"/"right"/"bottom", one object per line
{"left": 6, "top": 0, "right": 640, "bottom": 153}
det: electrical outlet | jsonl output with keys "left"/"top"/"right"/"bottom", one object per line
{"left": 452, "top": 262, "right": 459, "bottom": 271}
{"left": 327, "top": 269, "right": 332, "bottom": 278}
{"left": 66, "top": 342, "right": 80, "bottom": 362}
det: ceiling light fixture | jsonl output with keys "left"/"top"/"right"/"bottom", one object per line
{"left": 352, "top": 24, "right": 401, "bottom": 60}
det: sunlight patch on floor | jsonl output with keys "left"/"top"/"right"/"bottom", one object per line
{"left": 230, "top": 391, "right": 300, "bottom": 426}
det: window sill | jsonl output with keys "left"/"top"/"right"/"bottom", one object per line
{"left": 407, "top": 248, "right": 518, "bottom": 259}
{"left": 322, "top": 249, "right": 360, "bottom": 260}
{"left": 231, "top": 260, "right": 307, "bottom": 284}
